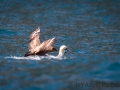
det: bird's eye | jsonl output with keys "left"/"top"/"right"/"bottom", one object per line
{"left": 65, "top": 48, "right": 67, "bottom": 50}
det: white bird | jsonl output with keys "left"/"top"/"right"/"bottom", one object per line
{"left": 46, "top": 45, "right": 68, "bottom": 59}
{"left": 57, "top": 45, "right": 68, "bottom": 57}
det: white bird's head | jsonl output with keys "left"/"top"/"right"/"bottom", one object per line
{"left": 58, "top": 45, "right": 67, "bottom": 57}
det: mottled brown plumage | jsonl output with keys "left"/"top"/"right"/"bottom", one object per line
{"left": 24, "top": 27, "right": 57, "bottom": 57}
{"left": 33, "top": 38, "right": 57, "bottom": 55}
{"left": 28, "top": 27, "right": 40, "bottom": 53}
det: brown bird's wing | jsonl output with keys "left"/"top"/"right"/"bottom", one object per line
{"left": 46, "top": 38, "right": 56, "bottom": 47}
{"left": 28, "top": 27, "right": 41, "bottom": 52}
{"left": 45, "top": 37, "right": 57, "bottom": 50}
{"left": 29, "top": 27, "right": 40, "bottom": 42}
{"left": 33, "top": 37, "right": 57, "bottom": 55}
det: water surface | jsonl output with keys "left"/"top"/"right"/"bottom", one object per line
{"left": 0, "top": 0, "right": 120, "bottom": 90}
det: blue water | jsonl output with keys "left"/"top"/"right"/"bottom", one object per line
{"left": 0, "top": 0, "right": 120, "bottom": 90}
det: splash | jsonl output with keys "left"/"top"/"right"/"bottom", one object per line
{"left": 5, "top": 55, "right": 67, "bottom": 60}
{"left": 5, "top": 56, "right": 43, "bottom": 60}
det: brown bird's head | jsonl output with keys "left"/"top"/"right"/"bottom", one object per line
{"left": 30, "top": 27, "right": 40, "bottom": 41}
{"left": 52, "top": 47, "right": 57, "bottom": 51}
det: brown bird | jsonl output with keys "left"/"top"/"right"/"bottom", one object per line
{"left": 24, "top": 27, "right": 57, "bottom": 57}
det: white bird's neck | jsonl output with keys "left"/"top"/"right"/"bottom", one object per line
{"left": 57, "top": 49, "right": 65, "bottom": 57}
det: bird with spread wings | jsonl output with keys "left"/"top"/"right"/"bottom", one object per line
{"left": 24, "top": 27, "right": 57, "bottom": 57}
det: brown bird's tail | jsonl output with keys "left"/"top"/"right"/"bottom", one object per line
{"left": 24, "top": 51, "right": 34, "bottom": 57}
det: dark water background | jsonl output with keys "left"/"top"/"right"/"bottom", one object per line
{"left": 0, "top": 0, "right": 120, "bottom": 90}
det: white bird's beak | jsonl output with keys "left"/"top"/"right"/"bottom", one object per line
{"left": 65, "top": 48, "right": 68, "bottom": 53}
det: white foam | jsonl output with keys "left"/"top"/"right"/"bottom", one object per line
{"left": 46, "top": 54, "right": 67, "bottom": 60}
{"left": 5, "top": 54, "right": 67, "bottom": 61}
{"left": 5, "top": 55, "right": 42, "bottom": 60}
